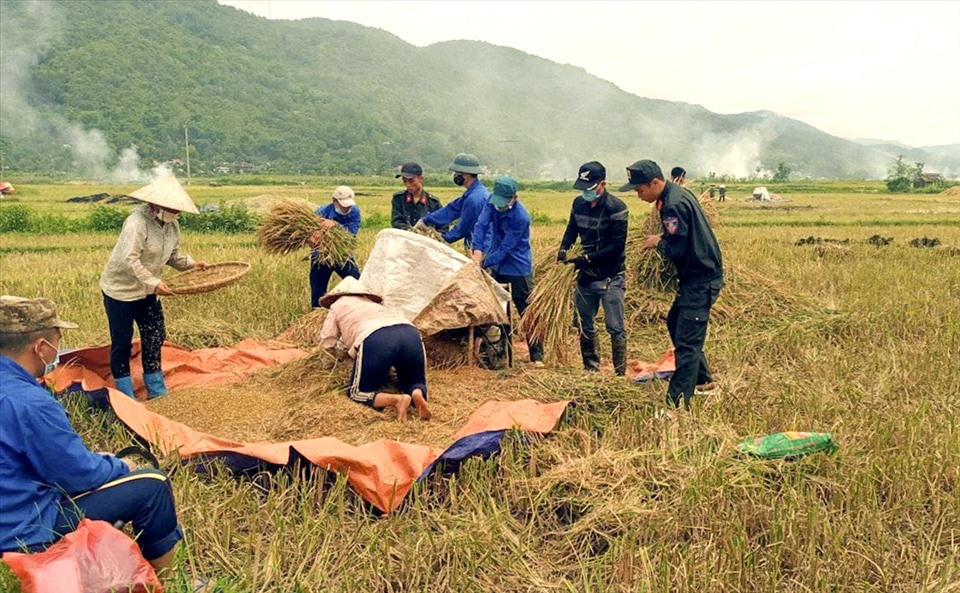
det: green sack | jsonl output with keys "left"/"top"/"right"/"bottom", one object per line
{"left": 737, "top": 431, "right": 839, "bottom": 460}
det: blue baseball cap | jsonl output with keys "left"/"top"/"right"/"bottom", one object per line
{"left": 490, "top": 176, "right": 518, "bottom": 208}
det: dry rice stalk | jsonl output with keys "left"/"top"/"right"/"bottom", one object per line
{"left": 626, "top": 207, "right": 678, "bottom": 292}
{"left": 522, "top": 245, "right": 582, "bottom": 364}
{"left": 256, "top": 200, "right": 356, "bottom": 267}
{"left": 410, "top": 220, "right": 445, "bottom": 243}
{"left": 275, "top": 309, "right": 328, "bottom": 347}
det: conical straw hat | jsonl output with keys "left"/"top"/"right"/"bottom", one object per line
{"left": 128, "top": 174, "right": 199, "bottom": 214}
{"left": 319, "top": 277, "right": 383, "bottom": 308}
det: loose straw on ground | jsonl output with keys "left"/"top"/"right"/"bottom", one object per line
{"left": 256, "top": 200, "right": 356, "bottom": 267}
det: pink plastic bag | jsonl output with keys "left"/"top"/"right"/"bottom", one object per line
{"left": 2, "top": 519, "right": 162, "bottom": 593}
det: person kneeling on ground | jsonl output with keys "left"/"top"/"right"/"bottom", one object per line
{"left": 0, "top": 296, "right": 183, "bottom": 575}
{"left": 319, "top": 278, "right": 432, "bottom": 422}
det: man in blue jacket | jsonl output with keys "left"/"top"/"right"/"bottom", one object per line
{"left": 0, "top": 296, "right": 183, "bottom": 573}
{"left": 421, "top": 153, "right": 489, "bottom": 251}
{"left": 309, "top": 185, "right": 362, "bottom": 308}
{"left": 623, "top": 159, "right": 724, "bottom": 411}
{"left": 471, "top": 176, "right": 543, "bottom": 365}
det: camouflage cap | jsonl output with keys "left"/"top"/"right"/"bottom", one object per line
{"left": 0, "top": 296, "right": 78, "bottom": 333}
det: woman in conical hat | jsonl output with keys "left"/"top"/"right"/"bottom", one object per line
{"left": 319, "top": 277, "right": 432, "bottom": 423}
{"left": 98, "top": 174, "right": 207, "bottom": 400}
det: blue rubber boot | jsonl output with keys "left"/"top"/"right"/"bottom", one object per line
{"left": 114, "top": 375, "right": 135, "bottom": 399}
{"left": 143, "top": 371, "right": 168, "bottom": 399}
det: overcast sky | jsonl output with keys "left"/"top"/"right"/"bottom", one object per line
{"left": 220, "top": 1, "right": 960, "bottom": 148}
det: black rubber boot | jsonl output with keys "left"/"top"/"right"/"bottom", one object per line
{"left": 612, "top": 338, "right": 628, "bottom": 377}
{"left": 580, "top": 334, "right": 601, "bottom": 372}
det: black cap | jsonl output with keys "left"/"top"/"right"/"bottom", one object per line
{"left": 573, "top": 161, "right": 606, "bottom": 190}
{"left": 620, "top": 159, "right": 664, "bottom": 191}
{"left": 396, "top": 162, "right": 423, "bottom": 179}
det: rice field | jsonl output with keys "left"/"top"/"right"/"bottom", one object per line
{"left": 1, "top": 182, "right": 959, "bottom": 592}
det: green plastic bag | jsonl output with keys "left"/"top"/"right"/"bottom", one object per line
{"left": 737, "top": 431, "right": 839, "bottom": 460}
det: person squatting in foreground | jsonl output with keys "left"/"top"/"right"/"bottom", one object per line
{"left": 0, "top": 296, "right": 183, "bottom": 574}
{"left": 319, "top": 278, "right": 432, "bottom": 422}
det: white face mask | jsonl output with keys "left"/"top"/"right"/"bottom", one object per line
{"left": 37, "top": 339, "right": 60, "bottom": 375}
{"left": 154, "top": 207, "right": 179, "bottom": 224}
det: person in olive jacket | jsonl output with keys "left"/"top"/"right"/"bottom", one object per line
{"left": 391, "top": 162, "right": 443, "bottom": 230}
{"left": 623, "top": 159, "right": 724, "bottom": 411}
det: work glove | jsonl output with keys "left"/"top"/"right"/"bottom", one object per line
{"left": 556, "top": 249, "right": 567, "bottom": 263}
{"left": 569, "top": 255, "right": 590, "bottom": 269}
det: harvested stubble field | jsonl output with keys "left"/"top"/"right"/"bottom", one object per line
{"left": 1, "top": 182, "right": 959, "bottom": 593}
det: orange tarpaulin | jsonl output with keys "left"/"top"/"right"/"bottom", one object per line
{"left": 49, "top": 342, "right": 570, "bottom": 513}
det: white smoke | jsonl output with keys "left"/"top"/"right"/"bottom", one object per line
{"left": 0, "top": 1, "right": 150, "bottom": 182}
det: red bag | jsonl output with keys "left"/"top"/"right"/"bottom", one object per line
{"left": 1, "top": 519, "right": 163, "bottom": 593}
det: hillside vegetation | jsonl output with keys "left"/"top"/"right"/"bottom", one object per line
{"left": 2, "top": 0, "right": 956, "bottom": 179}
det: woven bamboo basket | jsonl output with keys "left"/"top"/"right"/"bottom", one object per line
{"left": 167, "top": 262, "right": 251, "bottom": 295}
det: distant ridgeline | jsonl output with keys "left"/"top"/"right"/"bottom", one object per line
{"left": 0, "top": 0, "right": 956, "bottom": 179}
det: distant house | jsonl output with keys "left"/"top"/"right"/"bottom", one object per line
{"left": 914, "top": 172, "right": 944, "bottom": 188}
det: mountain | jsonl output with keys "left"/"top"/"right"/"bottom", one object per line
{"left": 850, "top": 140, "right": 959, "bottom": 175}
{"left": 1, "top": 0, "right": 956, "bottom": 180}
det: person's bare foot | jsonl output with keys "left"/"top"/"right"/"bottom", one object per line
{"left": 396, "top": 394, "right": 412, "bottom": 422}
{"left": 411, "top": 389, "right": 431, "bottom": 421}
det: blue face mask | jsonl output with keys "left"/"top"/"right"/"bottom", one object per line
{"left": 38, "top": 339, "right": 60, "bottom": 375}
{"left": 581, "top": 188, "right": 599, "bottom": 202}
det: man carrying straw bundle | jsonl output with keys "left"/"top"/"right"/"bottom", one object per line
{"left": 308, "top": 186, "right": 361, "bottom": 309}
{"left": 99, "top": 174, "right": 207, "bottom": 399}
{"left": 557, "top": 161, "right": 630, "bottom": 375}
{"left": 623, "top": 159, "right": 724, "bottom": 412}
{"left": 392, "top": 162, "right": 443, "bottom": 230}
{"left": 471, "top": 176, "right": 544, "bottom": 366}
{"left": 319, "top": 278, "right": 431, "bottom": 422}
{"left": 420, "top": 153, "right": 489, "bottom": 251}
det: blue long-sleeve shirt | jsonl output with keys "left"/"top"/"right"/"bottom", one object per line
{"left": 0, "top": 355, "right": 129, "bottom": 552}
{"left": 316, "top": 203, "right": 361, "bottom": 235}
{"left": 472, "top": 201, "right": 533, "bottom": 277}
{"left": 422, "top": 180, "right": 489, "bottom": 247}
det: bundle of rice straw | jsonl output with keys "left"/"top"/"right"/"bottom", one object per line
{"left": 410, "top": 219, "right": 445, "bottom": 243}
{"left": 626, "top": 206, "right": 678, "bottom": 292}
{"left": 522, "top": 245, "right": 582, "bottom": 363}
{"left": 256, "top": 200, "right": 356, "bottom": 267}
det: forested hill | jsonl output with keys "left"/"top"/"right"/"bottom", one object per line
{"left": 0, "top": 0, "right": 954, "bottom": 179}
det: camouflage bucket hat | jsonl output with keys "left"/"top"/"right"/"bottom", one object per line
{"left": 0, "top": 296, "right": 79, "bottom": 333}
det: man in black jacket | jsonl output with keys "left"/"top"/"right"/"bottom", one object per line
{"left": 391, "top": 162, "right": 443, "bottom": 230}
{"left": 557, "top": 161, "right": 630, "bottom": 375}
{"left": 622, "top": 159, "right": 724, "bottom": 410}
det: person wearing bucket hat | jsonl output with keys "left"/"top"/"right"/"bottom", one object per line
{"left": 420, "top": 153, "right": 489, "bottom": 250}
{"left": 625, "top": 159, "right": 724, "bottom": 411}
{"left": 307, "top": 185, "right": 362, "bottom": 308}
{"left": 0, "top": 296, "right": 184, "bottom": 574}
{"left": 471, "top": 176, "right": 543, "bottom": 365}
{"left": 557, "top": 161, "right": 630, "bottom": 376}
{"left": 99, "top": 175, "right": 208, "bottom": 400}
{"left": 391, "top": 162, "right": 444, "bottom": 230}
{"left": 319, "top": 278, "right": 432, "bottom": 422}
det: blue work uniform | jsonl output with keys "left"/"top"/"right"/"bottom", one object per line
{"left": 310, "top": 203, "right": 362, "bottom": 308}
{"left": 421, "top": 179, "right": 489, "bottom": 248}
{"left": 472, "top": 201, "right": 542, "bottom": 362}
{"left": 0, "top": 356, "right": 182, "bottom": 559}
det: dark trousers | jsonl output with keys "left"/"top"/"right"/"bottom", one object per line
{"left": 494, "top": 272, "right": 543, "bottom": 362}
{"left": 666, "top": 279, "right": 723, "bottom": 408}
{"left": 309, "top": 256, "right": 360, "bottom": 308}
{"left": 103, "top": 292, "right": 165, "bottom": 378}
{"left": 574, "top": 275, "right": 627, "bottom": 341}
{"left": 348, "top": 324, "right": 428, "bottom": 407}
{"left": 55, "top": 469, "right": 183, "bottom": 561}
